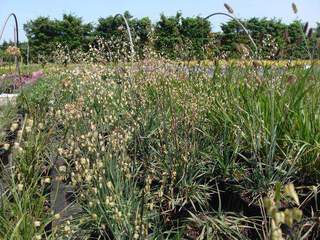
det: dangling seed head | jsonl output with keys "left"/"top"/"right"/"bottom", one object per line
{"left": 316, "top": 38, "right": 320, "bottom": 49}
{"left": 287, "top": 74, "right": 297, "bottom": 84}
{"left": 292, "top": 3, "right": 298, "bottom": 14}
{"left": 303, "top": 22, "right": 309, "bottom": 34}
{"left": 235, "top": 43, "right": 242, "bottom": 54}
{"left": 224, "top": 3, "right": 234, "bottom": 14}
{"left": 284, "top": 29, "right": 290, "bottom": 43}
{"left": 284, "top": 183, "right": 300, "bottom": 205}
{"left": 258, "top": 32, "right": 265, "bottom": 44}
{"left": 275, "top": 48, "right": 281, "bottom": 58}
{"left": 307, "top": 28, "right": 313, "bottom": 39}
{"left": 235, "top": 43, "right": 250, "bottom": 57}
{"left": 253, "top": 60, "right": 262, "bottom": 68}
{"left": 296, "top": 36, "right": 302, "bottom": 45}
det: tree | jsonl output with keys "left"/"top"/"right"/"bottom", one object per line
{"left": 22, "top": 13, "right": 319, "bottom": 61}
{"left": 180, "top": 16, "right": 211, "bottom": 59}
{"left": 220, "top": 18, "right": 313, "bottom": 59}
{"left": 154, "top": 13, "right": 183, "bottom": 59}
{"left": 24, "top": 14, "right": 93, "bottom": 62}
{"left": 24, "top": 17, "right": 59, "bottom": 61}
{"left": 95, "top": 11, "right": 152, "bottom": 59}
{"left": 130, "top": 17, "right": 152, "bottom": 57}
{"left": 316, "top": 23, "right": 320, "bottom": 37}
{"left": 154, "top": 13, "right": 211, "bottom": 60}
{"left": 56, "top": 14, "right": 93, "bottom": 50}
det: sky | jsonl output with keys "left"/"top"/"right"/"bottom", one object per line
{"left": 0, "top": 0, "right": 319, "bottom": 43}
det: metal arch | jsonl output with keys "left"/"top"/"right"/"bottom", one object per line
{"left": 205, "top": 12, "right": 258, "bottom": 55}
{"left": 0, "top": 13, "right": 19, "bottom": 44}
{"left": 0, "top": 13, "right": 21, "bottom": 81}
{"left": 114, "top": 14, "right": 135, "bottom": 61}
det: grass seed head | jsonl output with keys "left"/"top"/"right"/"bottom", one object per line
{"left": 59, "top": 165, "right": 67, "bottom": 173}
{"left": 3, "top": 143, "right": 10, "bottom": 151}
{"left": 34, "top": 221, "right": 41, "bottom": 227}
{"left": 17, "top": 183, "right": 24, "bottom": 192}
{"left": 284, "top": 183, "right": 300, "bottom": 205}
{"left": 10, "top": 123, "right": 19, "bottom": 132}
{"left": 283, "top": 29, "right": 290, "bottom": 43}
{"left": 307, "top": 28, "right": 313, "bottom": 39}
{"left": 44, "top": 177, "right": 51, "bottom": 184}
{"left": 292, "top": 2, "right": 298, "bottom": 14}
{"left": 224, "top": 3, "right": 234, "bottom": 14}
{"left": 303, "top": 22, "right": 309, "bottom": 34}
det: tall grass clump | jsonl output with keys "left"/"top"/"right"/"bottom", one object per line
{"left": 0, "top": 34, "right": 320, "bottom": 239}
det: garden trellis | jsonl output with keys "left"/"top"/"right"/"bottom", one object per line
{"left": 114, "top": 13, "right": 135, "bottom": 61}
{"left": 0, "top": 13, "right": 21, "bottom": 80}
{"left": 204, "top": 12, "right": 258, "bottom": 56}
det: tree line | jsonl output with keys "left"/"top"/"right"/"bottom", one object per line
{"left": 1, "top": 11, "right": 320, "bottom": 62}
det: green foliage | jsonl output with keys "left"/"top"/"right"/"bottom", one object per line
{"left": 24, "top": 14, "right": 93, "bottom": 62}
{"left": 220, "top": 18, "right": 320, "bottom": 59}
{"left": 95, "top": 11, "right": 152, "bottom": 58}
{"left": 154, "top": 13, "right": 183, "bottom": 59}
{"left": 0, "top": 49, "right": 5, "bottom": 57}
{"left": 56, "top": 14, "right": 93, "bottom": 50}
{"left": 16, "top": 12, "right": 320, "bottom": 61}
{"left": 180, "top": 16, "right": 211, "bottom": 59}
{"left": 24, "top": 16, "right": 59, "bottom": 60}
{"left": 1, "top": 54, "right": 320, "bottom": 238}
{"left": 154, "top": 13, "right": 211, "bottom": 59}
